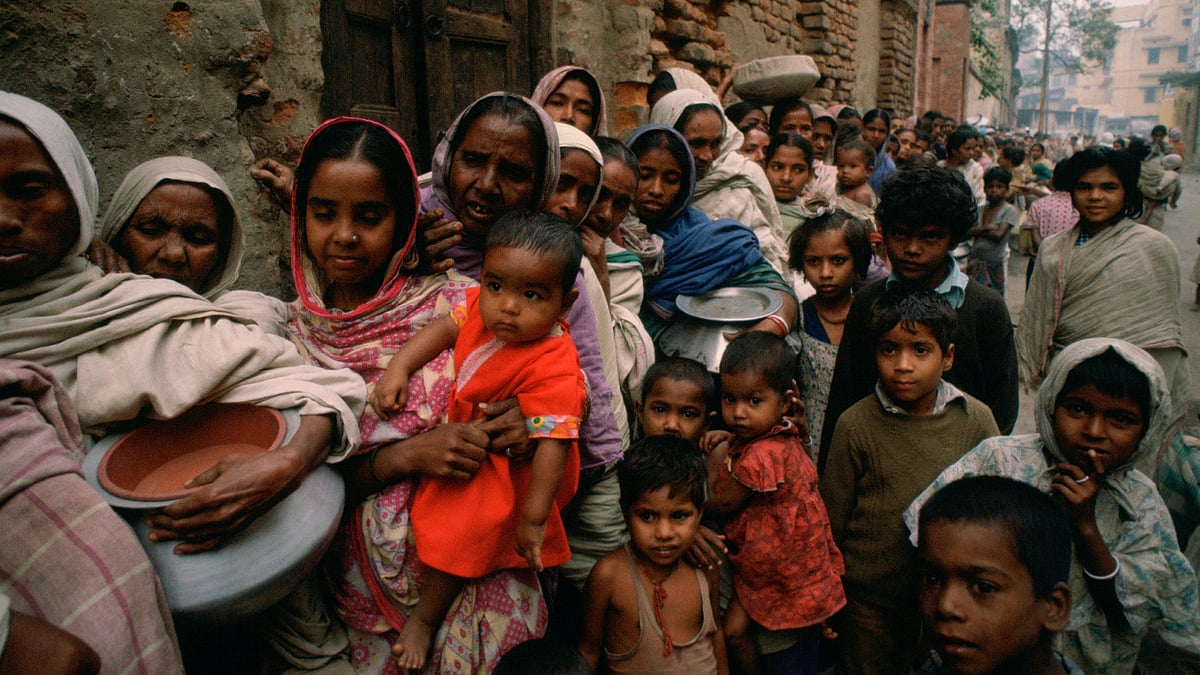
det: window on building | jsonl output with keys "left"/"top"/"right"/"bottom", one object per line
{"left": 1185, "top": 18, "right": 1192, "bottom": 26}
{"left": 1144, "top": 87, "right": 1157, "bottom": 103}
{"left": 1069, "top": 74, "right": 1078, "bottom": 86}
{"left": 1180, "top": 45, "right": 1189, "bottom": 62}
{"left": 1148, "top": 48, "right": 1160, "bottom": 64}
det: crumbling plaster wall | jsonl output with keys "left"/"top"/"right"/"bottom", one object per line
{"left": 0, "top": 0, "right": 321, "bottom": 297}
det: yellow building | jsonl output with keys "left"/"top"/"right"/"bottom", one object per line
{"left": 1076, "top": 0, "right": 1194, "bottom": 134}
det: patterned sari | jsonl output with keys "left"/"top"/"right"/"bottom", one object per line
{"left": 285, "top": 117, "right": 545, "bottom": 674}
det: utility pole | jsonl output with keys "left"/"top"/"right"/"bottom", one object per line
{"left": 1038, "top": 0, "right": 1052, "bottom": 133}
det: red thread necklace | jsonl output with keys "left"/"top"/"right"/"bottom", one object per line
{"left": 637, "top": 560, "right": 674, "bottom": 656}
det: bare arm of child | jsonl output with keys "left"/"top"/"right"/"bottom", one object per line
{"left": 704, "top": 440, "right": 755, "bottom": 515}
{"left": 515, "top": 437, "right": 571, "bottom": 571}
{"left": 1050, "top": 451, "right": 1125, "bottom": 627}
{"left": 707, "top": 564, "right": 731, "bottom": 675}
{"left": 579, "top": 551, "right": 619, "bottom": 670}
{"left": 370, "top": 313, "right": 461, "bottom": 417}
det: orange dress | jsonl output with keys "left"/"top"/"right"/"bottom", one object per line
{"left": 411, "top": 287, "right": 585, "bottom": 578}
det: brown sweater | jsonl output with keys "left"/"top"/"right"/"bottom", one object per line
{"left": 819, "top": 391, "right": 999, "bottom": 609}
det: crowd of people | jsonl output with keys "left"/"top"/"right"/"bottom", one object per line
{"left": 1, "top": 59, "right": 1198, "bottom": 675}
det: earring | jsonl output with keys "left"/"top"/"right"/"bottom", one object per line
{"left": 402, "top": 249, "right": 420, "bottom": 270}
{"left": 351, "top": 234, "right": 361, "bottom": 243}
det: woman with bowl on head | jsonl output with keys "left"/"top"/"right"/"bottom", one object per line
{"left": 0, "top": 91, "right": 364, "bottom": 675}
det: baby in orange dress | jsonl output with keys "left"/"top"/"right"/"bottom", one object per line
{"left": 371, "top": 210, "right": 587, "bottom": 670}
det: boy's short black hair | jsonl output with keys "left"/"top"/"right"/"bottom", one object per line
{"left": 493, "top": 638, "right": 590, "bottom": 675}
{"left": 1059, "top": 347, "right": 1152, "bottom": 423}
{"left": 485, "top": 210, "right": 582, "bottom": 295}
{"left": 787, "top": 209, "right": 873, "bottom": 279}
{"left": 920, "top": 475, "right": 1072, "bottom": 597}
{"left": 617, "top": 435, "right": 708, "bottom": 513}
{"left": 837, "top": 138, "right": 876, "bottom": 167}
{"left": 641, "top": 357, "right": 716, "bottom": 412}
{"left": 867, "top": 286, "right": 956, "bottom": 352}
{"left": 983, "top": 165, "right": 1012, "bottom": 187}
{"left": 877, "top": 165, "right": 977, "bottom": 244}
{"left": 719, "top": 332, "right": 795, "bottom": 396}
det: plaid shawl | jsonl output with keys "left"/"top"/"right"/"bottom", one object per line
{"left": 0, "top": 359, "right": 182, "bottom": 675}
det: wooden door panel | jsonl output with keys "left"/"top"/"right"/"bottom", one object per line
{"left": 322, "top": 0, "right": 539, "bottom": 170}
{"left": 422, "top": 0, "right": 532, "bottom": 140}
{"left": 321, "top": 0, "right": 424, "bottom": 163}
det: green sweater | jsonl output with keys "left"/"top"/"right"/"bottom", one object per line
{"left": 819, "top": 391, "right": 999, "bottom": 609}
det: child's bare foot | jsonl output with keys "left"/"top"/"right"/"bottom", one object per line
{"left": 392, "top": 616, "right": 436, "bottom": 671}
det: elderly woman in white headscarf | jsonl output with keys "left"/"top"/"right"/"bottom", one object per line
{"left": 0, "top": 91, "right": 366, "bottom": 672}
{"left": 650, "top": 88, "right": 789, "bottom": 275}
{"left": 91, "top": 156, "right": 289, "bottom": 333}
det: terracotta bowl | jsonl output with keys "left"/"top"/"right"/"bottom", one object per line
{"left": 98, "top": 404, "right": 286, "bottom": 501}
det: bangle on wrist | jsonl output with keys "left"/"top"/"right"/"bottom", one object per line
{"left": 765, "top": 314, "right": 790, "bottom": 335}
{"left": 1083, "top": 558, "right": 1120, "bottom": 581}
{"left": 367, "top": 447, "right": 387, "bottom": 485}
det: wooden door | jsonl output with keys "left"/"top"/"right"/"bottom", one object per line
{"left": 419, "top": 0, "right": 533, "bottom": 140}
{"left": 321, "top": 0, "right": 545, "bottom": 171}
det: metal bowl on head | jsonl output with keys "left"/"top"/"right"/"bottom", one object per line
{"left": 731, "top": 55, "right": 821, "bottom": 104}
{"left": 97, "top": 404, "right": 286, "bottom": 502}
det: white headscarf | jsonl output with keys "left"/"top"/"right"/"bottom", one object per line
{"left": 97, "top": 156, "right": 244, "bottom": 299}
{"left": 0, "top": 91, "right": 97, "bottom": 257}
{"left": 554, "top": 121, "right": 603, "bottom": 222}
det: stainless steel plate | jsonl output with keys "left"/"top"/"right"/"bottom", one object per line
{"left": 676, "top": 287, "right": 783, "bottom": 323}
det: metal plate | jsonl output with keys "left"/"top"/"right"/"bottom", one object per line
{"left": 676, "top": 287, "right": 783, "bottom": 323}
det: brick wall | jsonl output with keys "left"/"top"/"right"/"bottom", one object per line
{"left": 879, "top": 0, "right": 919, "bottom": 116}
{"left": 647, "top": 0, "right": 867, "bottom": 106}
{"left": 931, "top": 0, "right": 970, "bottom": 120}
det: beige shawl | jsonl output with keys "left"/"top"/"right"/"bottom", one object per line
{"left": 1016, "top": 219, "right": 1188, "bottom": 460}
{"left": 0, "top": 91, "right": 364, "bottom": 452}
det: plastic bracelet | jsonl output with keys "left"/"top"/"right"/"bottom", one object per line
{"left": 368, "top": 446, "right": 387, "bottom": 486}
{"left": 1083, "top": 558, "right": 1120, "bottom": 581}
{"left": 765, "top": 314, "right": 790, "bottom": 335}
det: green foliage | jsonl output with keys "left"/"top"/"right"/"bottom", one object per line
{"left": 972, "top": 0, "right": 1007, "bottom": 99}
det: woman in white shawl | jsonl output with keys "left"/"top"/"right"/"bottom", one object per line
{"left": 91, "top": 156, "right": 289, "bottom": 333}
{"left": 906, "top": 339, "right": 1200, "bottom": 675}
{"left": 0, "top": 90, "right": 365, "bottom": 554}
{"left": 650, "top": 88, "right": 790, "bottom": 275}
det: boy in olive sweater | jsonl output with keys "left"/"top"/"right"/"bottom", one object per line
{"left": 820, "top": 287, "right": 998, "bottom": 675}
{"left": 818, "top": 165, "right": 1017, "bottom": 470}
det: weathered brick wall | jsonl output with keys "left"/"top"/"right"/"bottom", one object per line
{"left": 879, "top": 0, "right": 919, "bottom": 116}
{"left": 931, "top": 0, "right": 970, "bottom": 120}
{"left": 635, "top": 0, "right": 875, "bottom": 113}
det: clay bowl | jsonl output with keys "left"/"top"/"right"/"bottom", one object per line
{"left": 98, "top": 404, "right": 286, "bottom": 501}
